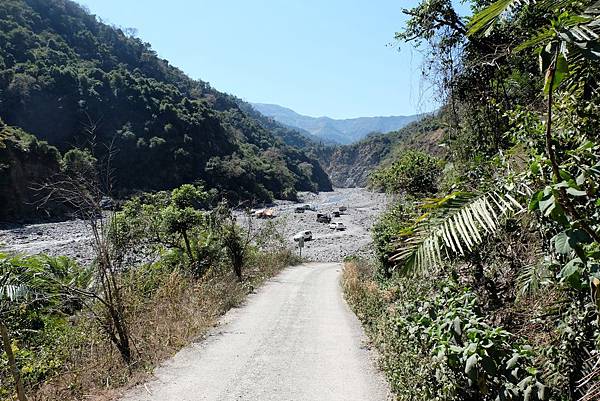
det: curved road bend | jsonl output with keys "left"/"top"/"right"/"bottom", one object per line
{"left": 120, "top": 262, "right": 391, "bottom": 401}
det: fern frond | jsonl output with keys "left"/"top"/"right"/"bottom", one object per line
{"left": 390, "top": 191, "right": 523, "bottom": 276}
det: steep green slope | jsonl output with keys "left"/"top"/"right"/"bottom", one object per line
{"left": 0, "top": 0, "right": 331, "bottom": 218}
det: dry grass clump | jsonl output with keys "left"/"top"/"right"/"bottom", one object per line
{"left": 31, "top": 249, "right": 297, "bottom": 401}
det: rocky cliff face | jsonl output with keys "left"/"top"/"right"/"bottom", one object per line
{"left": 0, "top": 124, "right": 63, "bottom": 222}
{"left": 317, "top": 140, "right": 394, "bottom": 187}
{"left": 315, "top": 117, "right": 445, "bottom": 188}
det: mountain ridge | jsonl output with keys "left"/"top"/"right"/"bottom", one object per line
{"left": 251, "top": 102, "right": 425, "bottom": 144}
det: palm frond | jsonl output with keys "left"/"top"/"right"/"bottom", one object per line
{"left": 468, "top": 0, "right": 532, "bottom": 37}
{"left": 516, "top": 259, "right": 553, "bottom": 297}
{"left": 390, "top": 191, "right": 523, "bottom": 275}
{"left": 0, "top": 284, "right": 33, "bottom": 302}
{"left": 514, "top": 27, "right": 555, "bottom": 52}
{"left": 469, "top": 0, "right": 600, "bottom": 38}
{"left": 560, "top": 3, "right": 600, "bottom": 59}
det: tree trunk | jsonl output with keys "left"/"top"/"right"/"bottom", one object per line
{"left": 233, "top": 251, "right": 243, "bottom": 282}
{"left": 0, "top": 320, "right": 27, "bottom": 401}
{"left": 182, "top": 230, "right": 194, "bottom": 262}
{"left": 104, "top": 302, "right": 132, "bottom": 365}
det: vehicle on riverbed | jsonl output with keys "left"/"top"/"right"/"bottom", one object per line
{"left": 293, "top": 230, "right": 313, "bottom": 241}
{"left": 316, "top": 213, "right": 331, "bottom": 223}
{"left": 254, "top": 209, "right": 275, "bottom": 218}
{"left": 294, "top": 207, "right": 306, "bottom": 213}
{"left": 329, "top": 222, "right": 346, "bottom": 231}
{"left": 338, "top": 206, "right": 347, "bottom": 212}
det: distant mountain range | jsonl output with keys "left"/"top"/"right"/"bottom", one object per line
{"left": 251, "top": 103, "right": 424, "bottom": 145}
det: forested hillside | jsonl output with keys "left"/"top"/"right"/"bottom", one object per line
{"left": 344, "top": 0, "right": 600, "bottom": 400}
{"left": 0, "top": 0, "right": 331, "bottom": 221}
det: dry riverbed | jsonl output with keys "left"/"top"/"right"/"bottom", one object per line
{"left": 253, "top": 188, "right": 389, "bottom": 262}
{"left": 0, "top": 188, "right": 388, "bottom": 264}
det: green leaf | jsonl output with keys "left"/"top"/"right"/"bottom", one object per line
{"left": 528, "top": 190, "right": 543, "bottom": 211}
{"left": 544, "top": 53, "right": 570, "bottom": 94}
{"left": 566, "top": 187, "right": 587, "bottom": 196}
{"left": 539, "top": 192, "right": 556, "bottom": 216}
{"left": 465, "top": 353, "right": 479, "bottom": 375}
{"left": 452, "top": 317, "right": 462, "bottom": 336}
{"left": 517, "top": 27, "right": 555, "bottom": 53}
{"left": 559, "top": 169, "right": 575, "bottom": 182}
{"left": 559, "top": 257, "right": 583, "bottom": 283}
{"left": 554, "top": 231, "right": 572, "bottom": 254}
{"left": 468, "top": 0, "right": 523, "bottom": 37}
{"left": 506, "top": 353, "right": 520, "bottom": 369}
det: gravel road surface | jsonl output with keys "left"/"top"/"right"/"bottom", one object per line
{"left": 119, "top": 262, "right": 391, "bottom": 401}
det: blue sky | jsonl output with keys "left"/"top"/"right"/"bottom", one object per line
{"left": 78, "top": 1, "right": 467, "bottom": 119}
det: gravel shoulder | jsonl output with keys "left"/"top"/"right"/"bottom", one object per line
{"left": 119, "top": 262, "right": 392, "bottom": 401}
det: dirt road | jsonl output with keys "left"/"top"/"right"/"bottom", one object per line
{"left": 119, "top": 262, "right": 391, "bottom": 401}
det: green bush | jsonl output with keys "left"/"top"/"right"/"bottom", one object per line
{"left": 371, "top": 202, "right": 415, "bottom": 277}
{"left": 342, "top": 260, "right": 548, "bottom": 401}
{"left": 0, "top": 254, "right": 89, "bottom": 398}
{"left": 369, "top": 150, "right": 443, "bottom": 196}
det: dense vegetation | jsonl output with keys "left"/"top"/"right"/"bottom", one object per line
{"left": 344, "top": 0, "right": 600, "bottom": 400}
{"left": 0, "top": 119, "right": 63, "bottom": 220}
{"left": 0, "top": 0, "right": 332, "bottom": 221}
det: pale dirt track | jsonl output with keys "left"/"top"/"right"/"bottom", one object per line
{"left": 119, "top": 262, "right": 391, "bottom": 401}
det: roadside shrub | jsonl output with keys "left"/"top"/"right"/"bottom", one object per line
{"left": 342, "top": 260, "right": 548, "bottom": 401}
{"left": 0, "top": 254, "right": 89, "bottom": 399}
{"left": 371, "top": 203, "right": 415, "bottom": 277}
{"left": 369, "top": 150, "right": 443, "bottom": 196}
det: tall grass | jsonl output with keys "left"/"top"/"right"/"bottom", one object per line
{"left": 7, "top": 249, "right": 299, "bottom": 401}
